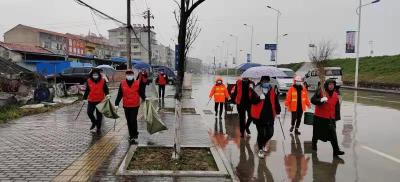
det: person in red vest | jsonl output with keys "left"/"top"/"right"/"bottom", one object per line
{"left": 137, "top": 69, "right": 149, "bottom": 85}
{"left": 285, "top": 76, "right": 311, "bottom": 135}
{"left": 209, "top": 77, "right": 230, "bottom": 119}
{"left": 155, "top": 70, "right": 168, "bottom": 100}
{"left": 250, "top": 76, "right": 281, "bottom": 158}
{"left": 137, "top": 69, "right": 149, "bottom": 98}
{"left": 231, "top": 77, "right": 254, "bottom": 137}
{"left": 311, "top": 79, "right": 344, "bottom": 156}
{"left": 83, "top": 68, "right": 110, "bottom": 133}
{"left": 115, "top": 70, "right": 146, "bottom": 144}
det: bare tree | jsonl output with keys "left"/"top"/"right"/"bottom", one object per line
{"left": 172, "top": 0, "right": 206, "bottom": 159}
{"left": 308, "top": 40, "right": 336, "bottom": 86}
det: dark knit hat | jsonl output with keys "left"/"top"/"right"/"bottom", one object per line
{"left": 260, "top": 76, "right": 270, "bottom": 82}
{"left": 126, "top": 69, "right": 134, "bottom": 74}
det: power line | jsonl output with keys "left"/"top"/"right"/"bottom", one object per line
{"left": 90, "top": 10, "right": 102, "bottom": 36}
{"left": 73, "top": 0, "right": 148, "bottom": 51}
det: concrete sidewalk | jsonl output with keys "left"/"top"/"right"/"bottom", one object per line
{"left": 0, "top": 84, "right": 232, "bottom": 181}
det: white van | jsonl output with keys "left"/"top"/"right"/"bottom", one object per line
{"left": 277, "top": 68, "right": 295, "bottom": 94}
{"left": 304, "top": 67, "right": 343, "bottom": 91}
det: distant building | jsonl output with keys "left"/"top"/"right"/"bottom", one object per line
{"left": 108, "top": 25, "right": 157, "bottom": 63}
{"left": 3, "top": 24, "right": 121, "bottom": 60}
{"left": 65, "top": 33, "right": 86, "bottom": 57}
{"left": 4, "top": 24, "right": 67, "bottom": 55}
{"left": 153, "top": 44, "right": 174, "bottom": 67}
{"left": 186, "top": 57, "right": 203, "bottom": 74}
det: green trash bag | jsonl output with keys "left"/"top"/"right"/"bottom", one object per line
{"left": 96, "top": 97, "right": 119, "bottom": 119}
{"left": 304, "top": 111, "right": 314, "bottom": 125}
{"left": 145, "top": 99, "right": 167, "bottom": 134}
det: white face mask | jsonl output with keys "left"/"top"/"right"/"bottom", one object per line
{"left": 262, "top": 88, "right": 269, "bottom": 94}
{"left": 92, "top": 74, "right": 99, "bottom": 79}
{"left": 126, "top": 75, "right": 134, "bottom": 81}
{"left": 295, "top": 81, "right": 303, "bottom": 86}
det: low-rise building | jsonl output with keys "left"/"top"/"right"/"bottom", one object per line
{"left": 4, "top": 24, "right": 67, "bottom": 55}
{"left": 108, "top": 25, "right": 157, "bottom": 63}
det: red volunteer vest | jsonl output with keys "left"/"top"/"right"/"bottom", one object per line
{"left": 251, "top": 89, "right": 277, "bottom": 120}
{"left": 87, "top": 78, "right": 105, "bottom": 102}
{"left": 138, "top": 73, "right": 148, "bottom": 83}
{"left": 314, "top": 90, "right": 338, "bottom": 119}
{"left": 234, "top": 80, "right": 252, "bottom": 105}
{"left": 121, "top": 80, "right": 140, "bottom": 108}
{"left": 158, "top": 74, "right": 167, "bottom": 86}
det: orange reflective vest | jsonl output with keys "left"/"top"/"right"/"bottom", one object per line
{"left": 314, "top": 90, "right": 338, "bottom": 119}
{"left": 209, "top": 84, "right": 230, "bottom": 103}
{"left": 285, "top": 86, "right": 311, "bottom": 112}
{"left": 251, "top": 89, "right": 277, "bottom": 120}
{"left": 87, "top": 78, "right": 105, "bottom": 102}
{"left": 121, "top": 80, "right": 141, "bottom": 108}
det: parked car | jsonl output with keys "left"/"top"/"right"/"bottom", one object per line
{"left": 303, "top": 67, "right": 343, "bottom": 91}
{"left": 59, "top": 67, "right": 92, "bottom": 84}
{"left": 276, "top": 68, "right": 295, "bottom": 94}
{"left": 152, "top": 65, "right": 177, "bottom": 84}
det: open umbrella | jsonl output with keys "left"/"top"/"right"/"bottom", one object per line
{"left": 241, "top": 66, "right": 287, "bottom": 79}
{"left": 96, "top": 65, "right": 116, "bottom": 76}
{"left": 133, "top": 60, "right": 151, "bottom": 70}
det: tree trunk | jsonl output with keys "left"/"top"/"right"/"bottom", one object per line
{"left": 173, "top": 1, "right": 188, "bottom": 159}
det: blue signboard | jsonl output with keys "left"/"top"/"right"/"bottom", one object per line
{"left": 265, "top": 44, "right": 277, "bottom": 50}
{"left": 175, "top": 44, "right": 179, "bottom": 70}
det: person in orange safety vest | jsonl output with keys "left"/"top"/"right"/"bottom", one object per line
{"left": 209, "top": 77, "right": 230, "bottom": 118}
{"left": 285, "top": 75, "right": 311, "bottom": 135}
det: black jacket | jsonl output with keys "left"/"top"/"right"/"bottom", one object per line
{"left": 250, "top": 84, "right": 281, "bottom": 124}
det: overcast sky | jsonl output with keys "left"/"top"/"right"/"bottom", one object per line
{"left": 0, "top": 0, "right": 399, "bottom": 66}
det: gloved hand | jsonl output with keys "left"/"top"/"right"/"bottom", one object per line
{"left": 260, "top": 94, "right": 265, "bottom": 100}
{"left": 321, "top": 97, "right": 328, "bottom": 103}
{"left": 106, "top": 95, "right": 111, "bottom": 99}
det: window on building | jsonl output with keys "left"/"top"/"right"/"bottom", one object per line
{"left": 69, "top": 39, "right": 72, "bottom": 46}
{"left": 120, "top": 31, "right": 124, "bottom": 36}
{"left": 133, "top": 52, "right": 141, "bottom": 56}
{"left": 120, "top": 38, "right": 124, "bottom": 42}
{"left": 133, "top": 45, "right": 139, "bottom": 49}
{"left": 69, "top": 47, "right": 72, "bottom": 53}
{"left": 73, "top": 48, "right": 77, "bottom": 53}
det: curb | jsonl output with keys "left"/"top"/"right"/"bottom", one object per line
{"left": 342, "top": 85, "right": 400, "bottom": 94}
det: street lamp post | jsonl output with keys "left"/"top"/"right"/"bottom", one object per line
{"left": 230, "top": 34, "right": 239, "bottom": 65}
{"left": 267, "top": 5, "right": 281, "bottom": 67}
{"left": 243, "top": 24, "right": 254, "bottom": 62}
{"left": 355, "top": 0, "right": 380, "bottom": 88}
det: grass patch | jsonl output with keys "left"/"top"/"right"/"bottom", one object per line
{"left": 0, "top": 103, "right": 68, "bottom": 124}
{"left": 128, "top": 147, "right": 218, "bottom": 171}
{"left": 278, "top": 62, "right": 304, "bottom": 72}
{"left": 326, "top": 55, "right": 400, "bottom": 88}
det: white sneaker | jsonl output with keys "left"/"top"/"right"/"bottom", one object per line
{"left": 258, "top": 150, "right": 265, "bottom": 158}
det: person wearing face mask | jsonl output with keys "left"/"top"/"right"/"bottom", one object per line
{"left": 83, "top": 68, "right": 110, "bottom": 133}
{"left": 209, "top": 77, "right": 230, "bottom": 119}
{"left": 115, "top": 70, "right": 146, "bottom": 144}
{"left": 155, "top": 70, "right": 168, "bottom": 100}
{"left": 311, "top": 79, "right": 344, "bottom": 156}
{"left": 232, "top": 77, "right": 254, "bottom": 137}
{"left": 285, "top": 76, "right": 311, "bottom": 135}
{"left": 250, "top": 76, "right": 281, "bottom": 158}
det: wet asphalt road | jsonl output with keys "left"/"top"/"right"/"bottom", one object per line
{"left": 192, "top": 74, "right": 400, "bottom": 182}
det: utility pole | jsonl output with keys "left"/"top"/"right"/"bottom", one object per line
{"left": 144, "top": 9, "right": 154, "bottom": 66}
{"left": 126, "top": 0, "right": 132, "bottom": 69}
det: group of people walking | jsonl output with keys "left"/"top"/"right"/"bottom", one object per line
{"left": 83, "top": 68, "right": 168, "bottom": 144}
{"left": 209, "top": 75, "right": 344, "bottom": 158}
